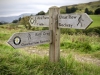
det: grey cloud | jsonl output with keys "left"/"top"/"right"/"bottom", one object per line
{"left": 0, "top": 0, "right": 99, "bottom": 17}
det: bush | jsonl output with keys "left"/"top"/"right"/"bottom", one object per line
{"left": 36, "top": 11, "right": 45, "bottom": 15}
{"left": 76, "top": 42, "right": 92, "bottom": 53}
{"left": 61, "top": 29, "right": 76, "bottom": 35}
{"left": 94, "top": 8, "right": 100, "bottom": 15}
{"left": 60, "top": 41, "right": 93, "bottom": 53}
{"left": 66, "top": 7, "right": 78, "bottom": 13}
{"left": 84, "top": 8, "right": 94, "bottom": 15}
{"left": 12, "top": 19, "right": 18, "bottom": 23}
{"left": 93, "top": 51, "right": 100, "bottom": 59}
{"left": 60, "top": 27, "right": 100, "bottom": 36}
{"left": 84, "top": 27, "right": 100, "bottom": 36}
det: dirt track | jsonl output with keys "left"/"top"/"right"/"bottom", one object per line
{"left": 23, "top": 46, "right": 100, "bottom": 66}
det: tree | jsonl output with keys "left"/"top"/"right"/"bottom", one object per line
{"left": 89, "top": 10, "right": 94, "bottom": 15}
{"left": 36, "top": 11, "right": 45, "bottom": 15}
{"left": 12, "top": 19, "right": 18, "bottom": 23}
{"left": 85, "top": 8, "right": 94, "bottom": 15}
{"left": 94, "top": 8, "right": 100, "bottom": 15}
{"left": 20, "top": 16, "right": 31, "bottom": 30}
{"left": 66, "top": 7, "right": 71, "bottom": 13}
{"left": 71, "top": 7, "right": 78, "bottom": 13}
{"left": 18, "top": 17, "right": 21, "bottom": 21}
{"left": 85, "top": 8, "right": 89, "bottom": 14}
{"left": 66, "top": 7, "right": 77, "bottom": 13}
{"left": 0, "top": 22, "right": 3, "bottom": 25}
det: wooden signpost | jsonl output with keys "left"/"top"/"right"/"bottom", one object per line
{"left": 8, "top": 6, "right": 93, "bottom": 62}
{"left": 29, "top": 15, "right": 49, "bottom": 27}
{"left": 58, "top": 13, "right": 93, "bottom": 29}
{"left": 8, "top": 30, "right": 52, "bottom": 49}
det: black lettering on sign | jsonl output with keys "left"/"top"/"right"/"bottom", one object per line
{"left": 43, "top": 32, "right": 50, "bottom": 36}
{"left": 73, "top": 16, "right": 77, "bottom": 19}
{"left": 45, "top": 17, "right": 49, "bottom": 19}
{"left": 35, "top": 33, "right": 42, "bottom": 36}
{"left": 68, "top": 15, "right": 77, "bottom": 19}
{"left": 37, "top": 17, "right": 40, "bottom": 19}
{"left": 28, "top": 33, "right": 31, "bottom": 40}
{"left": 37, "top": 16, "right": 49, "bottom": 19}
{"left": 69, "top": 15, "right": 72, "bottom": 19}
{"left": 65, "top": 24, "right": 73, "bottom": 28}
{"left": 21, "top": 41, "right": 39, "bottom": 46}
{"left": 59, "top": 23, "right": 64, "bottom": 26}
{"left": 43, "top": 16, "right": 46, "bottom": 19}
{"left": 41, "top": 17, "right": 42, "bottom": 19}
{"left": 40, "top": 40, "right": 50, "bottom": 43}
{"left": 59, "top": 23, "right": 73, "bottom": 28}
{"left": 59, "top": 16, "right": 68, "bottom": 19}
{"left": 39, "top": 23, "right": 44, "bottom": 25}
{"left": 59, "top": 15, "right": 77, "bottom": 19}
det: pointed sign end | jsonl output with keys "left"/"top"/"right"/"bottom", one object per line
{"left": 7, "top": 40, "right": 16, "bottom": 49}
{"left": 81, "top": 13, "right": 93, "bottom": 29}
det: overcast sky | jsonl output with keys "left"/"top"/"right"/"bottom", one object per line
{"left": 0, "top": 0, "right": 99, "bottom": 17}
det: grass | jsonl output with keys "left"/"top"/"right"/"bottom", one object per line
{"left": 0, "top": 47, "right": 100, "bottom": 75}
{"left": 60, "top": 1, "right": 100, "bottom": 14}
{"left": 60, "top": 34, "right": 100, "bottom": 53}
{"left": 0, "top": 15, "right": 100, "bottom": 75}
{"left": 89, "top": 15, "right": 100, "bottom": 28}
{"left": 92, "top": 51, "right": 100, "bottom": 60}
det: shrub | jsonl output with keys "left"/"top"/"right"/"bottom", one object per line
{"left": 84, "top": 27, "right": 100, "bottom": 36}
{"left": 76, "top": 42, "right": 92, "bottom": 53}
{"left": 93, "top": 51, "right": 100, "bottom": 59}
{"left": 94, "top": 8, "right": 100, "bottom": 15}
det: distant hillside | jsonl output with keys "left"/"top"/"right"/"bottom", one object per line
{"left": 0, "top": 13, "right": 35, "bottom": 23}
{"left": 60, "top": 1, "right": 100, "bottom": 13}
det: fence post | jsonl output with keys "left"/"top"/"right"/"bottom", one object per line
{"left": 49, "top": 6, "right": 60, "bottom": 62}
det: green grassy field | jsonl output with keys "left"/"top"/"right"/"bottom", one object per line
{"left": 0, "top": 15, "right": 100, "bottom": 75}
{"left": 89, "top": 15, "right": 100, "bottom": 28}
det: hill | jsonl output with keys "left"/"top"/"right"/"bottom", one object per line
{"left": 0, "top": 13, "right": 35, "bottom": 23}
{"left": 60, "top": 1, "right": 100, "bottom": 13}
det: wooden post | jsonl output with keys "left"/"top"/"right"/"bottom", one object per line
{"left": 49, "top": 6, "right": 60, "bottom": 62}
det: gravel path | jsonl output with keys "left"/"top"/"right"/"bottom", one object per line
{"left": 23, "top": 46, "right": 100, "bottom": 66}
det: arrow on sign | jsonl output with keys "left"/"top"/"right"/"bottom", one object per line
{"left": 58, "top": 13, "right": 93, "bottom": 29}
{"left": 29, "top": 15, "right": 49, "bottom": 27}
{"left": 8, "top": 30, "right": 52, "bottom": 48}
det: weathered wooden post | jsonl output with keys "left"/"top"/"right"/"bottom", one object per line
{"left": 49, "top": 6, "right": 60, "bottom": 62}
{"left": 8, "top": 6, "right": 93, "bottom": 63}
